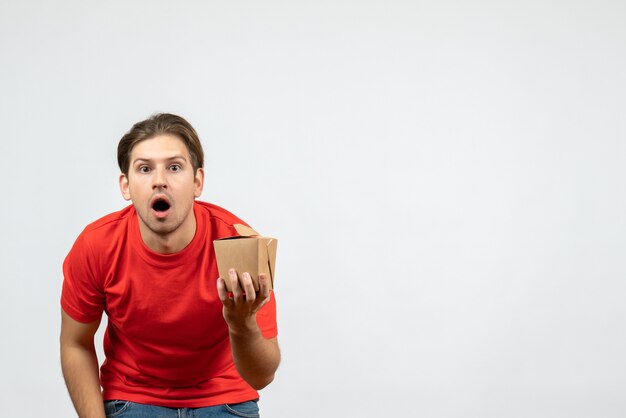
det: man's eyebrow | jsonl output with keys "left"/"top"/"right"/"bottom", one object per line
{"left": 132, "top": 155, "right": 189, "bottom": 165}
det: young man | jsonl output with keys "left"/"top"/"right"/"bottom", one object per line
{"left": 60, "top": 114, "right": 280, "bottom": 418}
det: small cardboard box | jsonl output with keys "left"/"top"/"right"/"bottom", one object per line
{"left": 213, "top": 224, "right": 277, "bottom": 292}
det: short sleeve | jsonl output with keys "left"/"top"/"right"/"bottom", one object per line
{"left": 61, "top": 232, "right": 105, "bottom": 323}
{"left": 256, "top": 291, "right": 278, "bottom": 339}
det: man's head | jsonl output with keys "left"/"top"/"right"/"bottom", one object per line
{"left": 117, "top": 113, "right": 204, "bottom": 176}
{"left": 118, "top": 114, "right": 205, "bottom": 251}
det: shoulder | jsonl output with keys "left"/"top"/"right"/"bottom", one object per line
{"left": 77, "top": 205, "right": 134, "bottom": 250}
{"left": 194, "top": 200, "right": 250, "bottom": 229}
{"left": 82, "top": 205, "right": 133, "bottom": 235}
{"left": 64, "top": 205, "right": 134, "bottom": 278}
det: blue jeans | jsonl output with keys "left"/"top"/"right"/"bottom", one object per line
{"left": 104, "top": 400, "right": 260, "bottom": 418}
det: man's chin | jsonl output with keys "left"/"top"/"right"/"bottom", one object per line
{"left": 137, "top": 214, "right": 177, "bottom": 236}
{"left": 148, "top": 222, "right": 177, "bottom": 236}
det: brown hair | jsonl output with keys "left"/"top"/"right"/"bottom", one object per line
{"left": 117, "top": 113, "right": 204, "bottom": 175}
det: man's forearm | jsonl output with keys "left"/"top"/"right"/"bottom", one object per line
{"left": 61, "top": 343, "right": 105, "bottom": 418}
{"left": 229, "top": 319, "right": 280, "bottom": 390}
{"left": 218, "top": 272, "right": 281, "bottom": 390}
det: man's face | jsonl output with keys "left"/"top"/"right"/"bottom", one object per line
{"left": 119, "top": 134, "right": 204, "bottom": 238}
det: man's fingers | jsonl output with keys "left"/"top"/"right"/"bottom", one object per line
{"left": 255, "top": 274, "right": 271, "bottom": 309}
{"left": 228, "top": 269, "right": 244, "bottom": 301}
{"left": 241, "top": 272, "right": 256, "bottom": 303}
{"left": 216, "top": 277, "right": 233, "bottom": 306}
{"left": 222, "top": 269, "right": 269, "bottom": 314}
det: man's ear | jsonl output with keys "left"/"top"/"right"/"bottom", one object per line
{"left": 119, "top": 173, "right": 131, "bottom": 201}
{"left": 194, "top": 167, "right": 204, "bottom": 198}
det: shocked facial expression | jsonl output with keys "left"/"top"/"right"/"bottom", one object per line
{"left": 119, "top": 134, "right": 204, "bottom": 240}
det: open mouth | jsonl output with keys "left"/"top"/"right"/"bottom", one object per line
{"left": 151, "top": 196, "right": 172, "bottom": 217}
{"left": 152, "top": 199, "right": 171, "bottom": 212}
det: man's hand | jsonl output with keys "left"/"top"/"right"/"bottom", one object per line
{"left": 216, "top": 269, "right": 280, "bottom": 390}
{"left": 217, "top": 269, "right": 271, "bottom": 331}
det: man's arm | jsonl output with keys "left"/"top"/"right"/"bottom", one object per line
{"left": 217, "top": 271, "right": 281, "bottom": 390}
{"left": 60, "top": 309, "right": 106, "bottom": 418}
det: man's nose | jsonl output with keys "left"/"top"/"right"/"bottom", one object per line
{"left": 152, "top": 169, "right": 167, "bottom": 189}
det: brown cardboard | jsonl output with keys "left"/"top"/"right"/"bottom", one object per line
{"left": 213, "top": 224, "right": 277, "bottom": 292}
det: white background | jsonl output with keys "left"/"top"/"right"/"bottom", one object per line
{"left": 1, "top": 1, "right": 625, "bottom": 417}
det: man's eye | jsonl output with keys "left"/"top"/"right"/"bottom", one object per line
{"left": 139, "top": 166, "right": 150, "bottom": 173}
{"left": 170, "top": 165, "right": 181, "bottom": 172}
